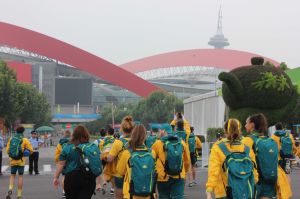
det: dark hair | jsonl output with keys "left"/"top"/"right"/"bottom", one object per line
{"left": 128, "top": 124, "right": 147, "bottom": 150}
{"left": 275, "top": 122, "right": 283, "bottom": 130}
{"left": 224, "top": 119, "right": 242, "bottom": 145}
{"left": 121, "top": 116, "right": 134, "bottom": 134}
{"left": 31, "top": 130, "right": 37, "bottom": 134}
{"left": 107, "top": 128, "right": 115, "bottom": 135}
{"left": 248, "top": 113, "right": 268, "bottom": 135}
{"left": 190, "top": 127, "right": 194, "bottom": 132}
{"left": 100, "top": 128, "right": 106, "bottom": 137}
{"left": 16, "top": 126, "right": 25, "bottom": 134}
{"left": 176, "top": 119, "right": 184, "bottom": 131}
{"left": 71, "top": 125, "right": 90, "bottom": 145}
{"left": 176, "top": 112, "right": 183, "bottom": 119}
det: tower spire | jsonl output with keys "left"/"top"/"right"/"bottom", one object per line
{"left": 208, "top": 5, "right": 229, "bottom": 49}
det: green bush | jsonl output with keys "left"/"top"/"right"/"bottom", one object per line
{"left": 206, "top": 128, "right": 224, "bottom": 142}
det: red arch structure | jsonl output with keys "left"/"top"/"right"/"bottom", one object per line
{"left": 120, "top": 49, "right": 280, "bottom": 73}
{"left": 0, "top": 22, "right": 161, "bottom": 97}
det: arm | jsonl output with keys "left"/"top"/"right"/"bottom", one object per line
{"left": 107, "top": 140, "right": 122, "bottom": 163}
{"left": 6, "top": 138, "right": 11, "bottom": 154}
{"left": 53, "top": 160, "right": 66, "bottom": 188}
{"left": 182, "top": 141, "right": 191, "bottom": 172}
{"left": 196, "top": 137, "right": 202, "bottom": 149}
{"left": 206, "top": 144, "right": 223, "bottom": 194}
{"left": 24, "top": 138, "right": 34, "bottom": 154}
{"left": 0, "top": 137, "right": 3, "bottom": 150}
{"left": 54, "top": 144, "right": 62, "bottom": 164}
{"left": 116, "top": 150, "right": 130, "bottom": 176}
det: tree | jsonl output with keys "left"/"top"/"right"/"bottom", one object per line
{"left": 0, "top": 60, "right": 18, "bottom": 126}
{"left": 0, "top": 60, "right": 51, "bottom": 128}
{"left": 133, "top": 91, "right": 183, "bottom": 125}
{"left": 15, "top": 83, "right": 51, "bottom": 126}
{"left": 279, "top": 62, "right": 289, "bottom": 71}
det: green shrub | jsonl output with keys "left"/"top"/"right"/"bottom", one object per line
{"left": 206, "top": 128, "right": 224, "bottom": 142}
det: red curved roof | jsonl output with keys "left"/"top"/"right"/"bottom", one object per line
{"left": 120, "top": 49, "right": 280, "bottom": 73}
{"left": 0, "top": 22, "right": 161, "bottom": 97}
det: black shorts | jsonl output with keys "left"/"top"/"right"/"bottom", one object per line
{"left": 64, "top": 170, "right": 96, "bottom": 199}
{"left": 190, "top": 152, "right": 197, "bottom": 165}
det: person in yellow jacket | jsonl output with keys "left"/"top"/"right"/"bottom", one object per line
{"left": 244, "top": 113, "right": 278, "bottom": 199}
{"left": 170, "top": 112, "right": 191, "bottom": 143}
{"left": 117, "top": 124, "right": 156, "bottom": 199}
{"left": 99, "top": 127, "right": 116, "bottom": 195}
{"left": 106, "top": 116, "right": 134, "bottom": 199}
{"left": 6, "top": 126, "right": 33, "bottom": 199}
{"left": 54, "top": 130, "right": 71, "bottom": 198}
{"left": 152, "top": 123, "right": 190, "bottom": 199}
{"left": 271, "top": 122, "right": 293, "bottom": 199}
{"left": 206, "top": 119, "right": 258, "bottom": 199}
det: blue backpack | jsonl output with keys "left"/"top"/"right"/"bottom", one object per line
{"left": 251, "top": 136, "right": 278, "bottom": 183}
{"left": 219, "top": 142, "right": 255, "bottom": 199}
{"left": 146, "top": 135, "right": 157, "bottom": 149}
{"left": 188, "top": 133, "right": 196, "bottom": 153}
{"left": 76, "top": 143, "right": 102, "bottom": 177}
{"left": 275, "top": 131, "right": 293, "bottom": 159}
{"left": 8, "top": 134, "right": 24, "bottom": 160}
{"left": 129, "top": 148, "right": 156, "bottom": 197}
{"left": 174, "top": 130, "right": 187, "bottom": 142}
{"left": 162, "top": 135, "right": 183, "bottom": 177}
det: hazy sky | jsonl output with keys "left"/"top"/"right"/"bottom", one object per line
{"left": 1, "top": 0, "right": 300, "bottom": 67}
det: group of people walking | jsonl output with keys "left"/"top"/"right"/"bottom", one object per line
{"left": 206, "top": 113, "right": 296, "bottom": 199}
{"left": 2, "top": 112, "right": 298, "bottom": 199}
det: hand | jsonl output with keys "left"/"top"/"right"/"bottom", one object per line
{"left": 53, "top": 177, "right": 60, "bottom": 188}
{"left": 206, "top": 192, "right": 213, "bottom": 199}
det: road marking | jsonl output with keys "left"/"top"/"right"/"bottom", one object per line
{"left": 43, "top": 164, "right": 52, "bottom": 172}
{"left": 1, "top": 165, "right": 9, "bottom": 172}
{"left": 24, "top": 165, "right": 29, "bottom": 172}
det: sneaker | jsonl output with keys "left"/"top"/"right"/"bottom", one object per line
{"left": 188, "top": 183, "right": 193, "bottom": 187}
{"left": 192, "top": 181, "right": 197, "bottom": 186}
{"left": 110, "top": 188, "right": 114, "bottom": 195}
{"left": 35, "top": 172, "right": 40, "bottom": 175}
{"left": 102, "top": 188, "right": 106, "bottom": 195}
{"left": 61, "top": 192, "right": 66, "bottom": 198}
{"left": 6, "top": 190, "right": 12, "bottom": 199}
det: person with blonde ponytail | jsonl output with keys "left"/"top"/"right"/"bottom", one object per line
{"left": 206, "top": 119, "right": 258, "bottom": 199}
{"left": 106, "top": 116, "right": 135, "bottom": 199}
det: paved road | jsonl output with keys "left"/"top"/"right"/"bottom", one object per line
{"left": 1, "top": 147, "right": 300, "bottom": 199}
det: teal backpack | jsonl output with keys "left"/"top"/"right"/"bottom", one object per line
{"left": 188, "top": 133, "right": 196, "bottom": 153}
{"left": 218, "top": 142, "right": 255, "bottom": 199}
{"left": 162, "top": 135, "right": 183, "bottom": 177}
{"left": 76, "top": 143, "right": 102, "bottom": 177}
{"left": 129, "top": 148, "right": 156, "bottom": 197}
{"left": 251, "top": 136, "right": 278, "bottom": 183}
{"left": 275, "top": 131, "right": 293, "bottom": 159}
{"left": 8, "top": 134, "right": 24, "bottom": 160}
{"left": 146, "top": 135, "right": 157, "bottom": 149}
{"left": 174, "top": 130, "right": 187, "bottom": 142}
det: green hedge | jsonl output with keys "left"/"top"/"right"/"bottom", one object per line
{"left": 206, "top": 128, "right": 224, "bottom": 142}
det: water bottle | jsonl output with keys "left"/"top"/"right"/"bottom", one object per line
{"left": 285, "top": 158, "right": 291, "bottom": 174}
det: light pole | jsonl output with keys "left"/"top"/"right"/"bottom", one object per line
{"left": 111, "top": 102, "right": 115, "bottom": 129}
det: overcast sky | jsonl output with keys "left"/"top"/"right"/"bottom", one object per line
{"left": 1, "top": 0, "right": 300, "bottom": 67}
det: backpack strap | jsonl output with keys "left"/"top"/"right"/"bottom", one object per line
{"left": 244, "top": 145, "right": 250, "bottom": 156}
{"left": 218, "top": 142, "right": 231, "bottom": 157}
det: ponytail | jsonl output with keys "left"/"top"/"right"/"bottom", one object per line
{"left": 225, "top": 119, "right": 242, "bottom": 145}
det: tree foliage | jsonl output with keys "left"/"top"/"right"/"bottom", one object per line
{"left": 0, "top": 60, "right": 51, "bottom": 127}
{"left": 86, "top": 91, "right": 184, "bottom": 133}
